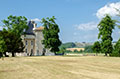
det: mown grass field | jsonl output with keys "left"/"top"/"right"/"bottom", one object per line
{"left": 0, "top": 56, "right": 120, "bottom": 79}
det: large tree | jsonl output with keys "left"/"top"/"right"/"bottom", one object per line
{"left": 98, "top": 15, "right": 115, "bottom": 56}
{"left": 2, "top": 15, "right": 28, "bottom": 36}
{"left": 1, "top": 15, "right": 27, "bottom": 57}
{"left": 41, "top": 16, "right": 61, "bottom": 55}
{"left": 0, "top": 30, "right": 24, "bottom": 57}
{"left": 92, "top": 41, "right": 101, "bottom": 56}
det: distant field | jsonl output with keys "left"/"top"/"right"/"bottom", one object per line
{"left": 0, "top": 56, "right": 120, "bottom": 79}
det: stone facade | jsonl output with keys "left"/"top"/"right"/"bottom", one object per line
{"left": 21, "top": 20, "right": 54, "bottom": 56}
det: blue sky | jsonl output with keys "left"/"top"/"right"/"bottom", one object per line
{"left": 0, "top": 0, "right": 120, "bottom": 43}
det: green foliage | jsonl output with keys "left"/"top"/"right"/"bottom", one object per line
{"left": 2, "top": 15, "right": 28, "bottom": 36}
{"left": 74, "top": 49, "right": 78, "bottom": 53}
{"left": 0, "top": 29, "right": 25, "bottom": 57}
{"left": 110, "top": 52, "right": 120, "bottom": 57}
{"left": 84, "top": 45, "right": 93, "bottom": 53}
{"left": 92, "top": 41, "right": 101, "bottom": 55}
{"left": 60, "top": 47, "right": 66, "bottom": 53}
{"left": 0, "top": 36, "right": 6, "bottom": 57}
{"left": 1, "top": 15, "right": 28, "bottom": 57}
{"left": 41, "top": 16, "right": 61, "bottom": 54}
{"left": 98, "top": 15, "right": 115, "bottom": 56}
{"left": 79, "top": 50, "right": 83, "bottom": 53}
{"left": 56, "top": 47, "right": 66, "bottom": 55}
{"left": 0, "top": 37, "right": 6, "bottom": 53}
{"left": 65, "top": 50, "right": 72, "bottom": 53}
{"left": 110, "top": 39, "right": 120, "bottom": 57}
{"left": 60, "top": 42, "right": 76, "bottom": 48}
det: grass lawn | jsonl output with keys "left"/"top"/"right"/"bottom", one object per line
{"left": 0, "top": 56, "right": 120, "bottom": 79}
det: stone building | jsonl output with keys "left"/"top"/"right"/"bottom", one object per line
{"left": 21, "top": 20, "right": 53, "bottom": 56}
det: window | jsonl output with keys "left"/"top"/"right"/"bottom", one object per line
{"left": 31, "top": 41, "right": 33, "bottom": 45}
{"left": 26, "top": 40, "right": 27, "bottom": 45}
{"left": 25, "top": 49, "right": 27, "bottom": 53}
{"left": 37, "top": 50, "right": 39, "bottom": 56}
{"left": 37, "top": 50, "right": 39, "bottom": 53}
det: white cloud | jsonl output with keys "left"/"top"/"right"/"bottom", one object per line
{"left": 96, "top": 2, "right": 120, "bottom": 19}
{"left": 75, "top": 22, "right": 98, "bottom": 30}
{"left": 31, "top": 18, "right": 40, "bottom": 22}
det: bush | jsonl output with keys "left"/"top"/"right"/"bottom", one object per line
{"left": 110, "top": 52, "right": 120, "bottom": 57}
{"left": 84, "top": 45, "right": 93, "bottom": 53}
{"left": 74, "top": 49, "right": 78, "bottom": 53}
{"left": 110, "top": 39, "right": 120, "bottom": 57}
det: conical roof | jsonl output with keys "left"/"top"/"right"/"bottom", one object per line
{"left": 25, "top": 21, "right": 34, "bottom": 35}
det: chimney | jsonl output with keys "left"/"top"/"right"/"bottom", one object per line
{"left": 33, "top": 23, "right": 37, "bottom": 28}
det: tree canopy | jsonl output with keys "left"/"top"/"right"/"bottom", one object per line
{"left": 1, "top": 15, "right": 28, "bottom": 57}
{"left": 92, "top": 41, "right": 101, "bottom": 55}
{"left": 98, "top": 15, "right": 115, "bottom": 56}
{"left": 41, "top": 16, "right": 61, "bottom": 54}
{"left": 0, "top": 30, "right": 24, "bottom": 57}
{"left": 2, "top": 15, "right": 28, "bottom": 36}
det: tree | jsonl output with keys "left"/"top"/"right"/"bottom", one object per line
{"left": 56, "top": 47, "right": 66, "bottom": 55}
{"left": 84, "top": 45, "right": 93, "bottom": 53}
{"left": 60, "top": 47, "right": 66, "bottom": 53}
{"left": 79, "top": 50, "right": 83, "bottom": 53}
{"left": 110, "top": 39, "right": 120, "bottom": 57}
{"left": 92, "top": 41, "right": 101, "bottom": 56}
{"left": 0, "top": 30, "right": 24, "bottom": 57}
{"left": 41, "top": 16, "right": 61, "bottom": 55}
{"left": 98, "top": 15, "right": 115, "bottom": 56}
{"left": 74, "top": 49, "right": 78, "bottom": 53}
{"left": 8, "top": 32, "right": 24, "bottom": 57}
{"left": 0, "top": 31, "right": 8, "bottom": 57}
{"left": 0, "top": 37, "right": 6, "bottom": 58}
{"left": 1, "top": 15, "right": 28, "bottom": 57}
{"left": 2, "top": 15, "right": 28, "bottom": 36}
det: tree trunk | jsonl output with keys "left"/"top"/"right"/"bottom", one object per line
{"left": 105, "top": 53, "right": 107, "bottom": 56}
{"left": 0, "top": 53, "right": 3, "bottom": 58}
{"left": 3, "top": 52, "right": 7, "bottom": 57}
{"left": 12, "top": 52, "right": 15, "bottom": 57}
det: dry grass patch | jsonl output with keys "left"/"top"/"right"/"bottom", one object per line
{"left": 0, "top": 56, "right": 120, "bottom": 79}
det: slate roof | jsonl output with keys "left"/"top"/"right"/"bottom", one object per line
{"left": 25, "top": 21, "right": 35, "bottom": 35}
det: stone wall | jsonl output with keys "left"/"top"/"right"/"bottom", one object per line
{"left": 34, "top": 30, "right": 44, "bottom": 55}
